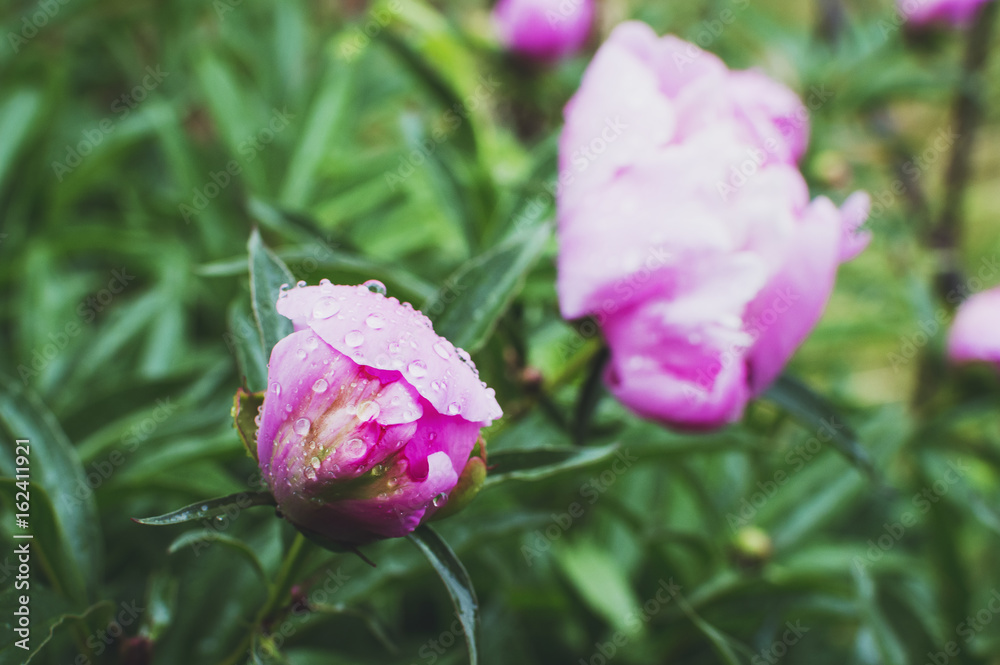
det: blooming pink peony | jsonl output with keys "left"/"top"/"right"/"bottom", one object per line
{"left": 256, "top": 280, "right": 502, "bottom": 546}
{"left": 557, "top": 22, "right": 871, "bottom": 429}
{"left": 492, "top": 0, "right": 594, "bottom": 61}
{"left": 900, "top": 0, "right": 993, "bottom": 27}
{"left": 948, "top": 287, "right": 1000, "bottom": 367}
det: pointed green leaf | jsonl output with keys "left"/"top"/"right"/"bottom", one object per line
{"left": 248, "top": 229, "right": 296, "bottom": 358}
{"left": 423, "top": 224, "right": 549, "bottom": 353}
{"left": 169, "top": 530, "right": 269, "bottom": 583}
{"left": 133, "top": 490, "right": 276, "bottom": 525}
{"left": 483, "top": 443, "right": 621, "bottom": 489}
{"left": 407, "top": 525, "right": 479, "bottom": 665}
{"left": 764, "top": 374, "right": 878, "bottom": 481}
{"left": 0, "top": 382, "right": 101, "bottom": 603}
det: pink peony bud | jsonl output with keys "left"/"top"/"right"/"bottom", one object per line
{"left": 256, "top": 280, "right": 502, "bottom": 546}
{"left": 948, "top": 287, "right": 1000, "bottom": 367}
{"left": 492, "top": 0, "right": 594, "bottom": 62}
{"left": 556, "top": 22, "right": 871, "bottom": 430}
{"left": 898, "top": 0, "right": 993, "bottom": 27}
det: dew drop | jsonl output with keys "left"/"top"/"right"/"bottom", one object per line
{"left": 304, "top": 466, "right": 317, "bottom": 480}
{"left": 200, "top": 504, "right": 209, "bottom": 512}
{"left": 365, "top": 314, "right": 385, "bottom": 329}
{"left": 433, "top": 341, "right": 451, "bottom": 359}
{"left": 312, "top": 297, "right": 341, "bottom": 319}
{"left": 345, "top": 330, "right": 365, "bottom": 347}
{"left": 357, "top": 401, "right": 381, "bottom": 421}
{"left": 344, "top": 438, "right": 366, "bottom": 459}
{"left": 296, "top": 280, "right": 307, "bottom": 288}
{"left": 270, "top": 382, "right": 281, "bottom": 396}
{"left": 319, "top": 278, "right": 333, "bottom": 288}
{"left": 295, "top": 349, "right": 307, "bottom": 360}
{"left": 294, "top": 418, "right": 311, "bottom": 436}
{"left": 284, "top": 404, "right": 293, "bottom": 413}
{"left": 312, "top": 378, "right": 329, "bottom": 393}
{"left": 363, "top": 279, "right": 387, "bottom": 295}
{"left": 310, "top": 456, "right": 321, "bottom": 470}
{"left": 432, "top": 493, "right": 447, "bottom": 508}
{"left": 407, "top": 360, "right": 428, "bottom": 378}
{"left": 253, "top": 414, "right": 262, "bottom": 426}
{"left": 446, "top": 402, "right": 461, "bottom": 415}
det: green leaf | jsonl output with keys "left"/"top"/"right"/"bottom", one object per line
{"left": 280, "top": 57, "right": 357, "bottom": 207}
{"left": 0, "top": 89, "right": 42, "bottom": 194}
{"left": 407, "top": 525, "right": 479, "bottom": 665}
{"left": 554, "top": 541, "right": 643, "bottom": 636}
{"left": 228, "top": 301, "right": 269, "bottom": 392}
{"left": 248, "top": 228, "right": 296, "bottom": 358}
{"left": 482, "top": 443, "right": 622, "bottom": 489}
{"left": 0, "top": 382, "right": 101, "bottom": 603}
{"left": 169, "top": 530, "right": 269, "bottom": 583}
{"left": 0, "top": 481, "right": 86, "bottom": 604}
{"left": 133, "top": 490, "right": 276, "bottom": 525}
{"left": 423, "top": 224, "right": 550, "bottom": 353}
{"left": 763, "top": 374, "right": 878, "bottom": 481}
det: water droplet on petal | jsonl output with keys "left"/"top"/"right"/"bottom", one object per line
{"left": 319, "top": 278, "right": 333, "bottom": 288}
{"left": 310, "top": 456, "right": 321, "bottom": 470}
{"left": 343, "top": 438, "right": 366, "bottom": 459}
{"left": 363, "top": 279, "right": 387, "bottom": 295}
{"left": 304, "top": 466, "right": 317, "bottom": 480}
{"left": 295, "top": 349, "right": 307, "bottom": 360}
{"left": 312, "top": 297, "right": 341, "bottom": 319}
{"left": 305, "top": 336, "right": 319, "bottom": 350}
{"left": 312, "top": 379, "right": 329, "bottom": 393}
{"left": 296, "top": 280, "right": 307, "bottom": 288}
{"left": 200, "top": 504, "right": 209, "bottom": 512}
{"left": 270, "top": 382, "right": 281, "bottom": 396}
{"left": 284, "top": 404, "right": 293, "bottom": 413}
{"left": 345, "top": 330, "right": 365, "bottom": 347}
{"left": 407, "top": 360, "right": 427, "bottom": 378}
{"left": 357, "top": 401, "right": 381, "bottom": 421}
{"left": 433, "top": 341, "right": 451, "bottom": 359}
{"left": 366, "top": 314, "right": 384, "bottom": 329}
{"left": 446, "top": 402, "right": 461, "bottom": 415}
{"left": 293, "top": 418, "right": 311, "bottom": 436}
{"left": 432, "top": 493, "right": 447, "bottom": 507}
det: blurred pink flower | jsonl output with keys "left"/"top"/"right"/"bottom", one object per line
{"left": 948, "top": 287, "right": 1000, "bottom": 367}
{"left": 492, "top": 0, "right": 594, "bottom": 61}
{"left": 556, "top": 22, "right": 871, "bottom": 429}
{"left": 900, "top": 0, "right": 993, "bottom": 26}
{"left": 257, "top": 281, "right": 501, "bottom": 545}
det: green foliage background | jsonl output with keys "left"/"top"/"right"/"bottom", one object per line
{"left": 1, "top": 0, "right": 1000, "bottom": 663}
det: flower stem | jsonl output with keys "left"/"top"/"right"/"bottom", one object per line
{"left": 930, "top": 1, "right": 999, "bottom": 305}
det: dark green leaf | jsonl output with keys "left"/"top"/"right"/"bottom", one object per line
{"left": 407, "top": 525, "right": 479, "bottom": 665}
{"left": 764, "top": 374, "right": 878, "bottom": 481}
{"left": 423, "top": 224, "right": 550, "bottom": 353}
{"left": 169, "top": 530, "right": 269, "bottom": 583}
{"left": 248, "top": 228, "right": 296, "bottom": 358}
{"left": 133, "top": 490, "right": 276, "bottom": 525}
{"left": 483, "top": 443, "right": 621, "bottom": 489}
{"left": 0, "top": 382, "right": 101, "bottom": 603}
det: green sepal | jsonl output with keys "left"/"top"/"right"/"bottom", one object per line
{"left": 233, "top": 387, "right": 265, "bottom": 462}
